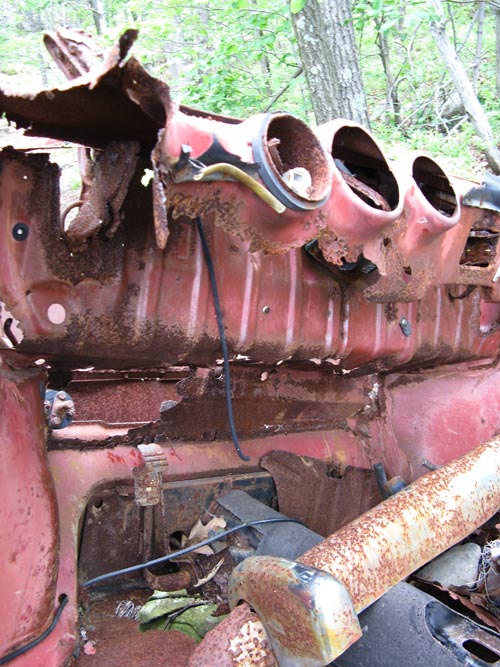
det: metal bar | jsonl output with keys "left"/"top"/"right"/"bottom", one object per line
{"left": 301, "top": 435, "right": 500, "bottom": 613}
{"left": 189, "top": 435, "right": 500, "bottom": 667}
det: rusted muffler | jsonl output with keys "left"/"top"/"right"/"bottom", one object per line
{"left": 189, "top": 435, "right": 500, "bottom": 667}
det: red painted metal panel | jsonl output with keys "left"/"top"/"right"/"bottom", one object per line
{"left": 0, "top": 366, "right": 62, "bottom": 663}
{"left": 2, "top": 30, "right": 500, "bottom": 666}
{"left": 1, "top": 149, "right": 499, "bottom": 373}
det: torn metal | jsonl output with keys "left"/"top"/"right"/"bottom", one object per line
{"left": 3, "top": 27, "right": 500, "bottom": 667}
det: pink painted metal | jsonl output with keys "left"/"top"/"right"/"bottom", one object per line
{"left": 0, "top": 363, "right": 68, "bottom": 666}
{"left": 0, "top": 145, "right": 499, "bottom": 371}
{"left": 2, "top": 28, "right": 500, "bottom": 667}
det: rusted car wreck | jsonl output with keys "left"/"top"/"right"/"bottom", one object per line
{"left": 3, "top": 29, "right": 500, "bottom": 667}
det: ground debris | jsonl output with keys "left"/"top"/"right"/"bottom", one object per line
{"left": 137, "top": 589, "right": 227, "bottom": 641}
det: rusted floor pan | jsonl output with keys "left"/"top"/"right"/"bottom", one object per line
{"left": 76, "top": 592, "right": 197, "bottom": 667}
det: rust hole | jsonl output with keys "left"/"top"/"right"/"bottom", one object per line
{"left": 262, "top": 114, "right": 331, "bottom": 201}
{"left": 460, "top": 228, "right": 499, "bottom": 267}
{"left": 331, "top": 125, "right": 399, "bottom": 211}
{"left": 412, "top": 155, "right": 457, "bottom": 217}
{"left": 169, "top": 530, "right": 186, "bottom": 550}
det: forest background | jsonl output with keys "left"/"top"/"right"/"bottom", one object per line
{"left": 0, "top": 0, "right": 499, "bottom": 180}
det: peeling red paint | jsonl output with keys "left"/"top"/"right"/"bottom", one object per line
{"left": 2, "top": 27, "right": 500, "bottom": 667}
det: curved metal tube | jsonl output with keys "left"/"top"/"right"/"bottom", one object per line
{"left": 193, "top": 163, "right": 286, "bottom": 214}
{"left": 190, "top": 434, "right": 500, "bottom": 667}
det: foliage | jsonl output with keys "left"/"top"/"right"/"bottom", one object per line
{"left": 290, "top": 0, "right": 306, "bottom": 14}
{"left": 0, "top": 0, "right": 309, "bottom": 118}
{"left": 0, "top": 0, "right": 499, "bottom": 174}
{"left": 137, "top": 589, "right": 226, "bottom": 641}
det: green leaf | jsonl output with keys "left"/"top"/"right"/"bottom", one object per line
{"left": 137, "top": 590, "right": 227, "bottom": 642}
{"left": 137, "top": 595, "right": 196, "bottom": 623}
{"left": 290, "top": 0, "right": 306, "bottom": 14}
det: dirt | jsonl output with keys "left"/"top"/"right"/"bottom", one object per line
{"left": 75, "top": 592, "right": 197, "bottom": 667}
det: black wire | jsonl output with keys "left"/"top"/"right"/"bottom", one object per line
{"left": 82, "top": 517, "right": 302, "bottom": 588}
{"left": 195, "top": 215, "right": 250, "bottom": 461}
{"left": 0, "top": 594, "right": 68, "bottom": 665}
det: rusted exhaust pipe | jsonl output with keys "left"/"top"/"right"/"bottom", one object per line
{"left": 189, "top": 435, "right": 500, "bottom": 667}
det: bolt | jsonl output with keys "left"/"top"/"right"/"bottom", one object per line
{"left": 399, "top": 317, "right": 411, "bottom": 337}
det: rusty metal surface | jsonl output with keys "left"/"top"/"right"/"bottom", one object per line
{"left": 261, "top": 452, "right": 382, "bottom": 536}
{"left": 0, "top": 31, "right": 169, "bottom": 150}
{"left": 1, "top": 31, "right": 500, "bottom": 352}
{"left": 0, "top": 363, "right": 67, "bottom": 665}
{"left": 58, "top": 369, "right": 184, "bottom": 426}
{"left": 300, "top": 435, "right": 500, "bottom": 612}
{"left": 5, "top": 362, "right": 500, "bottom": 666}
{"left": 1, "top": 143, "right": 500, "bottom": 370}
{"left": 49, "top": 362, "right": 500, "bottom": 490}
{"left": 133, "top": 443, "right": 169, "bottom": 506}
{"left": 144, "top": 567, "right": 194, "bottom": 592}
{"left": 64, "top": 140, "right": 140, "bottom": 247}
{"left": 45, "top": 360, "right": 500, "bottom": 665}
{"left": 5, "top": 27, "right": 500, "bottom": 667}
{"left": 78, "top": 486, "right": 148, "bottom": 585}
{"left": 76, "top": 592, "right": 197, "bottom": 667}
{"left": 47, "top": 428, "right": 357, "bottom": 665}
{"left": 135, "top": 367, "right": 376, "bottom": 443}
{"left": 228, "top": 556, "right": 361, "bottom": 667}
{"left": 44, "top": 28, "right": 104, "bottom": 80}
{"left": 193, "top": 435, "right": 500, "bottom": 665}
{"left": 78, "top": 472, "right": 274, "bottom": 583}
{"left": 189, "top": 603, "right": 277, "bottom": 667}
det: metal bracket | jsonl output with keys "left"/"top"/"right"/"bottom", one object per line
{"left": 228, "top": 555, "right": 362, "bottom": 667}
{"left": 133, "top": 443, "right": 168, "bottom": 506}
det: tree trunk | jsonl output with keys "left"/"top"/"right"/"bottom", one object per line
{"left": 88, "top": 0, "right": 107, "bottom": 36}
{"left": 375, "top": 20, "right": 401, "bottom": 126}
{"left": 291, "top": 0, "right": 370, "bottom": 127}
{"left": 492, "top": 0, "right": 500, "bottom": 96}
{"left": 427, "top": 0, "right": 500, "bottom": 173}
{"left": 472, "top": 1, "right": 485, "bottom": 89}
